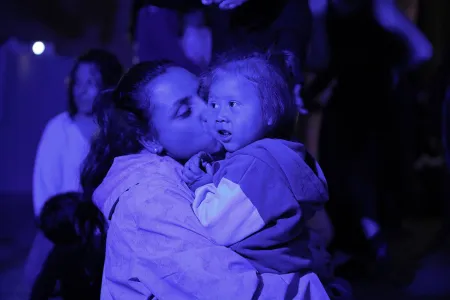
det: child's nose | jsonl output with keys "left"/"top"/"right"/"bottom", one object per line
{"left": 216, "top": 108, "right": 230, "bottom": 122}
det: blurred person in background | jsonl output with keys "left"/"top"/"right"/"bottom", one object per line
{"left": 23, "top": 49, "right": 123, "bottom": 298}
{"left": 304, "top": 0, "right": 432, "bottom": 279}
{"left": 129, "top": 1, "right": 211, "bottom": 73}
{"left": 131, "top": 0, "right": 312, "bottom": 111}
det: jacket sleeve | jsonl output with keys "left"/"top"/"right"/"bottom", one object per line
{"left": 191, "top": 155, "right": 302, "bottom": 247}
{"left": 130, "top": 180, "right": 324, "bottom": 299}
{"left": 192, "top": 181, "right": 263, "bottom": 246}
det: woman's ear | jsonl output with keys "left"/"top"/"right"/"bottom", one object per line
{"left": 140, "top": 138, "right": 164, "bottom": 155}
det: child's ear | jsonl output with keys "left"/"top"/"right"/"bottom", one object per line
{"left": 140, "top": 138, "right": 164, "bottom": 155}
{"left": 267, "top": 117, "right": 274, "bottom": 127}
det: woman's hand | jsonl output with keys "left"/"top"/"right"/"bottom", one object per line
{"left": 201, "top": 0, "right": 249, "bottom": 10}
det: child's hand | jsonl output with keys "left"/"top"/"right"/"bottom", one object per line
{"left": 309, "top": 232, "right": 334, "bottom": 281}
{"left": 182, "top": 153, "right": 205, "bottom": 183}
{"left": 182, "top": 152, "right": 214, "bottom": 190}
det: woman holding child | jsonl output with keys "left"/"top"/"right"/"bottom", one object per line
{"left": 81, "top": 53, "right": 339, "bottom": 299}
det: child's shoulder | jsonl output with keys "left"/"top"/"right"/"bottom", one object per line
{"left": 221, "top": 138, "right": 307, "bottom": 175}
{"left": 218, "top": 139, "right": 296, "bottom": 171}
{"left": 231, "top": 138, "right": 304, "bottom": 160}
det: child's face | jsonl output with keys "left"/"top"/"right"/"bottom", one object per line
{"left": 207, "top": 71, "right": 268, "bottom": 152}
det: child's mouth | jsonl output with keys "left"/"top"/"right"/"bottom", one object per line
{"left": 217, "top": 130, "right": 232, "bottom": 142}
{"left": 218, "top": 129, "right": 231, "bottom": 136}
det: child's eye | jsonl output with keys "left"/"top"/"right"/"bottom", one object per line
{"left": 229, "top": 101, "right": 238, "bottom": 108}
{"left": 209, "top": 102, "right": 218, "bottom": 109}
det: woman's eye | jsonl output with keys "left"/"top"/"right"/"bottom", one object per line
{"left": 177, "top": 105, "right": 192, "bottom": 118}
{"left": 209, "top": 102, "right": 218, "bottom": 109}
{"left": 229, "top": 101, "right": 238, "bottom": 108}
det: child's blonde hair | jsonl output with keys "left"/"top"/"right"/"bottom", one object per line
{"left": 201, "top": 50, "right": 297, "bottom": 139}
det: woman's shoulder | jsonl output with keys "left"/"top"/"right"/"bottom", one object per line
{"left": 106, "top": 154, "right": 201, "bottom": 234}
{"left": 37, "top": 112, "right": 73, "bottom": 147}
{"left": 103, "top": 153, "right": 193, "bottom": 212}
{"left": 111, "top": 153, "right": 185, "bottom": 186}
{"left": 47, "top": 111, "right": 72, "bottom": 125}
{"left": 126, "top": 156, "right": 195, "bottom": 211}
{"left": 42, "top": 112, "right": 73, "bottom": 133}
{"left": 131, "top": 155, "right": 193, "bottom": 203}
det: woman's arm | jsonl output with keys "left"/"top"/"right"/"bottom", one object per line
{"left": 130, "top": 181, "right": 328, "bottom": 299}
{"left": 33, "top": 118, "right": 63, "bottom": 217}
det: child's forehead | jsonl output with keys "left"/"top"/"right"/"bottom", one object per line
{"left": 211, "top": 67, "right": 257, "bottom": 90}
{"left": 209, "top": 74, "right": 258, "bottom": 100}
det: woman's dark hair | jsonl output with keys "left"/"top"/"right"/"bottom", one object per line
{"left": 39, "top": 192, "right": 107, "bottom": 291}
{"left": 39, "top": 192, "right": 106, "bottom": 246}
{"left": 81, "top": 60, "right": 176, "bottom": 200}
{"left": 68, "top": 49, "right": 123, "bottom": 117}
{"left": 39, "top": 192, "right": 82, "bottom": 245}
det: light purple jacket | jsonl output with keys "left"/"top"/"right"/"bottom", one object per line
{"left": 192, "top": 139, "right": 329, "bottom": 274}
{"left": 93, "top": 153, "right": 330, "bottom": 299}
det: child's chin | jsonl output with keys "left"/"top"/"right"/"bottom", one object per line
{"left": 223, "top": 143, "right": 240, "bottom": 153}
{"left": 209, "top": 140, "right": 224, "bottom": 153}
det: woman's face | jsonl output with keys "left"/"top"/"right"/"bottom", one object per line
{"left": 148, "top": 67, "right": 222, "bottom": 161}
{"left": 73, "top": 63, "right": 101, "bottom": 114}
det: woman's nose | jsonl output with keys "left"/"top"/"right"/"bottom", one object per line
{"left": 75, "top": 84, "right": 87, "bottom": 95}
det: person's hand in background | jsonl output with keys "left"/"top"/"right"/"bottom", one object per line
{"left": 373, "top": 0, "right": 399, "bottom": 29}
{"left": 180, "top": 10, "right": 212, "bottom": 70}
{"left": 373, "top": 0, "right": 432, "bottom": 66}
{"left": 294, "top": 84, "right": 309, "bottom": 115}
{"left": 309, "top": 0, "right": 328, "bottom": 18}
{"left": 201, "top": 0, "right": 249, "bottom": 10}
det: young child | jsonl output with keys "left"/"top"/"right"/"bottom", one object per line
{"left": 30, "top": 192, "right": 106, "bottom": 300}
{"left": 181, "top": 52, "right": 332, "bottom": 278}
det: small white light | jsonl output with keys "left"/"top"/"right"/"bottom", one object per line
{"left": 32, "top": 41, "right": 45, "bottom": 55}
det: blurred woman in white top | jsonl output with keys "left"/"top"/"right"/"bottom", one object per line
{"left": 33, "top": 49, "right": 123, "bottom": 217}
{"left": 23, "top": 49, "right": 123, "bottom": 299}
